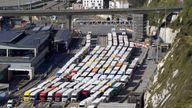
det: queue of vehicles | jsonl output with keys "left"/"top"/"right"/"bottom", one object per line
{"left": 23, "top": 30, "right": 139, "bottom": 108}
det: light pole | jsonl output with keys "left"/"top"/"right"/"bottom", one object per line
{"left": 17, "top": 0, "right": 20, "bottom": 10}
{"left": 156, "top": 11, "right": 160, "bottom": 62}
{"left": 164, "top": 0, "right": 167, "bottom": 43}
{"left": 29, "top": 0, "right": 32, "bottom": 10}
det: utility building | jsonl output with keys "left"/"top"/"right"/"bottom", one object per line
{"left": 54, "top": 30, "right": 71, "bottom": 52}
{"left": 83, "top": 0, "right": 107, "bottom": 9}
{"left": 0, "top": 26, "right": 53, "bottom": 80}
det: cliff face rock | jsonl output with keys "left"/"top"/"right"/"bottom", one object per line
{"left": 145, "top": 0, "right": 192, "bottom": 108}
{"left": 146, "top": 25, "right": 158, "bottom": 36}
{"left": 144, "top": 37, "right": 192, "bottom": 108}
{"left": 159, "top": 27, "right": 180, "bottom": 44}
{"left": 147, "top": 0, "right": 153, "bottom": 6}
{"left": 147, "top": 12, "right": 179, "bottom": 43}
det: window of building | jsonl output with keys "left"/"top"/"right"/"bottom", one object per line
{"left": 0, "top": 49, "right": 6, "bottom": 57}
{"left": 9, "top": 49, "right": 34, "bottom": 58}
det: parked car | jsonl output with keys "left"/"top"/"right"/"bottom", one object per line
{"left": 7, "top": 99, "right": 16, "bottom": 108}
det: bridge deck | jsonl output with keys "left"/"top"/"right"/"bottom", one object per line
{"left": 0, "top": 7, "right": 182, "bottom": 16}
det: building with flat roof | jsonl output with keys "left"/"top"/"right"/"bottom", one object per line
{"left": 0, "top": 25, "right": 53, "bottom": 80}
{"left": 109, "top": 0, "right": 129, "bottom": 9}
{"left": 82, "top": 0, "right": 105, "bottom": 9}
{"left": 54, "top": 30, "right": 71, "bottom": 52}
{"left": 72, "top": 3, "right": 83, "bottom": 10}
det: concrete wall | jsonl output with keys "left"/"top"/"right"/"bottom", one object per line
{"left": 32, "top": 47, "right": 49, "bottom": 69}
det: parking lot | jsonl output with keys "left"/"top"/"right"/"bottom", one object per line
{"left": 13, "top": 26, "right": 158, "bottom": 108}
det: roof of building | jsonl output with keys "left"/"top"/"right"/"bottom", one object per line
{"left": 54, "top": 30, "right": 71, "bottom": 42}
{"left": 0, "top": 31, "right": 23, "bottom": 43}
{"left": 0, "top": 30, "right": 50, "bottom": 49}
{"left": 41, "top": 25, "right": 52, "bottom": 31}
{"left": 16, "top": 33, "right": 50, "bottom": 48}
{"left": 0, "top": 64, "right": 9, "bottom": 72}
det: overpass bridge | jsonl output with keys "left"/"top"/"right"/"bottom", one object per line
{"left": 0, "top": 7, "right": 182, "bottom": 16}
{"left": 0, "top": 7, "right": 182, "bottom": 30}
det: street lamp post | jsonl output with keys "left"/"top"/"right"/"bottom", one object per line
{"left": 164, "top": 0, "right": 167, "bottom": 43}
{"left": 17, "top": 0, "right": 20, "bottom": 10}
{"left": 29, "top": 0, "right": 32, "bottom": 10}
{"left": 156, "top": 11, "right": 160, "bottom": 62}
{"left": 30, "top": 0, "right": 32, "bottom": 10}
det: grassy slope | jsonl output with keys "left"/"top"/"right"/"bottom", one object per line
{"left": 147, "top": 0, "right": 182, "bottom": 7}
{"left": 146, "top": 0, "right": 192, "bottom": 107}
{"left": 147, "top": 36, "right": 192, "bottom": 108}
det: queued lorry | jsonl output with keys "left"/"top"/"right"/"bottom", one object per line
{"left": 30, "top": 88, "right": 44, "bottom": 101}
{"left": 71, "top": 89, "right": 82, "bottom": 102}
{"left": 23, "top": 88, "right": 39, "bottom": 102}
{"left": 62, "top": 88, "right": 74, "bottom": 103}
{"left": 39, "top": 88, "right": 53, "bottom": 102}
{"left": 22, "top": 30, "right": 137, "bottom": 105}
{"left": 87, "top": 97, "right": 106, "bottom": 108}
{"left": 54, "top": 88, "right": 67, "bottom": 102}
{"left": 79, "top": 91, "right": 102, "bottom": 108}
{"left": 79, "top": 96, "right": 95, "bottom": 108}
{"left": 47, "top": 87, "right": 61, "bottom": 101}
{"left": 102, "top": 88, "right": 115, "bottom": 102}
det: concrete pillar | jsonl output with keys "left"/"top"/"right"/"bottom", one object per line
{"left": 28, "top": 68, "right": 34, "bottom": 80}
{"left": 65, "top": 15, "right": 72, "bottom": 31}
{"left": 6, "top": 49, "right": 9, "bottom": 57}
{"left": 8, "top": 70, "right": 12, "bottom": 81}
{"left": 56, "top": 44, "right": 59, "bottom": 52}
{"left": 65, "top": 42, "right": 68, "bottom": 50}
{"left": 34, "top": 49, "right": 37, "bottom": 57}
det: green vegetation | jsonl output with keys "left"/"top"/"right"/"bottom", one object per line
{"left": 144, "top": 0, "right": 180, "bottom": 26}
{"left": 175, "top": 7, "right": 192, "bottom": 36}
{"left": 145, "top": 0, "right": 192, "bottom": 107}
{"left": 146, "top": 0, "right": 183, "bottom": 7}
{"left": 147, "top": 36, "right": 192, "bottom": 108}
{"left": 146, "top": 0, "right": 192, "bottom": 36}
{"left": 129, "top": 0, "right": 147, "bottom": 7}
{"left": 146, "top": 13, "right": 165, "bottom": 26}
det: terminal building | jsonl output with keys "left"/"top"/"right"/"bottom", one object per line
{"left": 0, "top": 25, "right": 54, "bottom": 80}
{"left": 82, "top": 0, "right": 109, "bottom": 9}
{"left": 54, "top": 30, "right": 71, "bottom": 52}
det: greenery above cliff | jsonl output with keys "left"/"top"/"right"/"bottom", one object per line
{"left": 129, "top": 0, "right": 147, "bottom": 7}
{"left": 147, "top": 0, "right": 183, "bottom": 7}
{"left": 146, "top": 0, "right": 192, "bottom": 36}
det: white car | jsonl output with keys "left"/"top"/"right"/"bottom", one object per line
{"left": 7, "top": 99, "right": 16, "bottom": 108}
